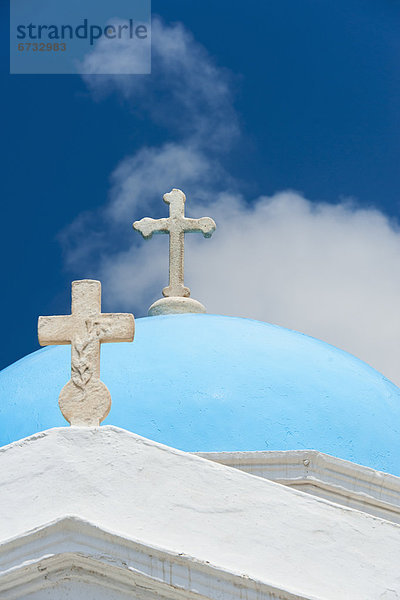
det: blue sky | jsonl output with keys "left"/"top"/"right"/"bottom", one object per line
{"left": 1, "top": 0, "right": 400, "bottom": 382}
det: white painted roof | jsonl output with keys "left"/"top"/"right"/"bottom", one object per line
{"left": 1, "top": 426, "right": 400, "bottom": 600}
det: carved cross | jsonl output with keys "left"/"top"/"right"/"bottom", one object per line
{"left": 38, "top": 279, "right": 135, "bottom": 426}
{"left": 133, "top": 189, "right": 216, "bottom": 298}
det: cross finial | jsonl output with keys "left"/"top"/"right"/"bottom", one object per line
{"left": 133, "top": 189, "right": 216, "bottom": 316}
{"left": 38, "top": 280, "right": 135, "bottom": 426}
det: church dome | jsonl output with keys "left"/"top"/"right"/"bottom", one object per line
{"left": 1, "top": 313, "right": 400, "bottom": 475}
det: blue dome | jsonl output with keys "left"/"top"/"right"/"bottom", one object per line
{"left": 1, "top": 314, "right": 400, "bottom": 475}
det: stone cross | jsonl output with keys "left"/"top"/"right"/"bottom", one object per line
{"left": 38, "top": 280, "right": 135, "bottom": 426}
{"left": 133, "top": 189, "right": 216, "bottom": 314}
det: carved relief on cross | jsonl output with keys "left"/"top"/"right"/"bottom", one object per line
{"left": 38, "top": 280, "right": 135, "bottom": 426}
{"left": 133, "top": 189, "right": 216, "bottom": 315}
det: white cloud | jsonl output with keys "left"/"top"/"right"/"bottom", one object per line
{"left": 62, "top": 17, "right": 400, "bottom": 387}
{"left": 82, "top": 17, "right": 238, "bottom": 148}
{"left": 62, "top": 16, "right": 238, "bottom": 277}
{"left": 106, "top": 142, "right": 228, "bottom": 223}
{"left": 80, "top": 19, "right": 151, "bottom": 75}
{"left": 190, "top": 192, "right": 400, "bottom": 386}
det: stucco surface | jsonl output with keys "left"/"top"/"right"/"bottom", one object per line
{"left": 1, "top": 427, "right": 400, "bottom": 600}
{"left": 1, "top": 314, "right": 400, "bottom": 474}
{"left": 18, "top": 581, "right": 136, "bottom": 600}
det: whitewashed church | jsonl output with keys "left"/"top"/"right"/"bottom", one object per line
{"left": 1, "top": 188, "right": 400, "bottom": 599}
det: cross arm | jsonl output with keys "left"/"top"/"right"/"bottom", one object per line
{"left": 97, "top": 313, "right": 135, "bottom": 343}
{"left": 38, "top": 315, "right": 73, "bottom": 346}
{"left": 133, "top": 217, "right": 170, "bottom": 239}
{"left": 183, "top": 216, "right": 216, "bottom": 238}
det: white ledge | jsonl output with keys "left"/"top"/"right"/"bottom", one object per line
{"left": 196, "top": 449, "right": 400, "bottom": 523}
{"left": 0, "top": 517, "right": 315, "bottom": 600}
